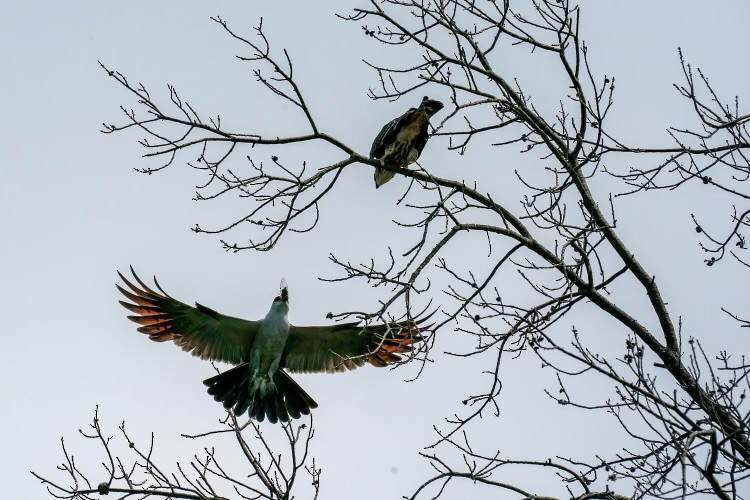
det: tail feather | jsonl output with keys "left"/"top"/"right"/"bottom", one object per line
{"left": 285, "top": 396, "right": 302, "bottom": 420}
{"left": 262, "top": 393, "right": 278, "bottom": 423}
{"left": 252, "top": 391, "right": 265, "bottom": 422}
{"left": 204, "top": 365, "right": 245, "bottom": 403}
{"left": 274, "top": 370, "right": 318, "bottom": 415}
{"left": 234, "top": 385, "right": 252, "bottom": 417}
{"left": 275, "top": 392, "right": 290, "bottom": 423}
{"left": 283, "top": 389, "right": 307, "bottom": 419}
{"left": 203, "top": 365, "right": 317, "bottom": 424}
{"left": 374, "top": 168, "right": 396, "bottom": 188}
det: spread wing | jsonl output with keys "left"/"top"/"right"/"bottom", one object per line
{"left": 281, "top": 317, "right": 427, "bottom": 373}
{"left": 117, "top": 268, "right": 258, "bottom": 364}
{"left": 370, "top": 109, "right": 415, "bottom": 159}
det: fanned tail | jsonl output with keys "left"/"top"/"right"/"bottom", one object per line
{"left": 203, "top": 365, "right": 317, "bottom": 424}
{"left": 274, "top": 370, "right": 318, "bottom": 419}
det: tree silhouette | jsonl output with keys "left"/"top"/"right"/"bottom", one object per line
{"left": 37, "top": 1, "right": 749, "bottom": 498}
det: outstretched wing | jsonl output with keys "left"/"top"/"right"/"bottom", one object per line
{"left": 117, "top": 268, "right": 258, "bottom": 364}
{"left": 370, "top": 109, "right": 415, "bottom": 159}
{"left": 282, "top": 316, "right": 428, "bottom": 373}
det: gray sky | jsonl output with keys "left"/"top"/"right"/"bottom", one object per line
{"left": 3, "top": 2, "right": 749, "bottom": 498}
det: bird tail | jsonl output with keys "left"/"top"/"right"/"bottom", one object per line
{"left": 203, "top": 365, "right": 318, "bottom": 424}
{"left": 374, "top": 167, "right": 396, "bottom": 188}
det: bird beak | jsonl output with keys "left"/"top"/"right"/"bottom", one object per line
{"left": 421, "top": 98, "right": 444, "bottom": 114}
{"left": 279, "top": 278, "right": 289, "bottom": 302}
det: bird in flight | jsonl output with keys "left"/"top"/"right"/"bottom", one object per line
{"left": 117, "top": 268, "right": 427, "bottom": 424}
{"left": 370, "top": 96, "right": 444, "bottom": 188}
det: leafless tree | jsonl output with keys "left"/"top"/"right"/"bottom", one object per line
{"left": 33, "top": 406, "right": 320, "bottom": 499}
{"left": 39, "top": 0, "right": 749, "bottom": 498}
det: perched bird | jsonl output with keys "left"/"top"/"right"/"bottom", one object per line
{"left": 117, "top": 268, "right": 427, "bottom": 424}
{"left": 370, "top": 96, "right": 444, "bottom": 188}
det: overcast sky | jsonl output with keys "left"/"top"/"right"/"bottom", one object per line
{"left": 3, "top": 2, "right": 749, "bottom": 499}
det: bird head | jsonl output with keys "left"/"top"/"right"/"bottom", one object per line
{"left": 419, "top": 96, "right": 444, "bottom": 116}
{"left": 271, "top": 278, "right": 289, "bottom": 312}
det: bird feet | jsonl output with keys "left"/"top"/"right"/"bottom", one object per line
{"left": 251, "top": 375, "right": 277, "bottom": 396}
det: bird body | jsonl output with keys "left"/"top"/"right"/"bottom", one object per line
{"left": 370, "top": 96, "right": 444, "bottom": 188}
{"left": 117, "top": 269, "right": 426, "bottom": 424}
{"left": 248, "top": 299, "right": 290, "bottom": 397}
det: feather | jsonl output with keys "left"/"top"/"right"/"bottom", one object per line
{"left": 118, "top": 268, "right": 426, "bottom": 425}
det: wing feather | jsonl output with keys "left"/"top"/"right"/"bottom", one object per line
{"left": 282, "top": 316, "right": 428, "bottom": 373}
{"left": 370, "top": 109, "right": 415, "bottom": 159}
{"left": 117, "top": 268, "right": 259, "bottom": 364}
